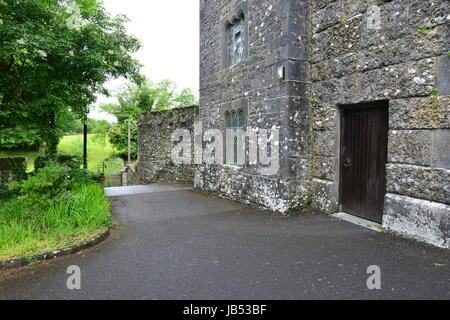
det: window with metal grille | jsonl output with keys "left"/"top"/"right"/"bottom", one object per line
{"left": 225, "top": 110, "right": 245, "bottom": 165}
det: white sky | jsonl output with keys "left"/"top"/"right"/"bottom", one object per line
{"left": 89, "top": 0, "right": 200, "bottom": 122}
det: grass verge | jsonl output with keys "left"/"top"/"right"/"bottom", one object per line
{"left": 0, "top": 183, "right": 114, "bottom": 261}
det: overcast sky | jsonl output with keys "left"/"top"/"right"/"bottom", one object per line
{"left": 90, "top": 0, "right": 200, "bottom": 121}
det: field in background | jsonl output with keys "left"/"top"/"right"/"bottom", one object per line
{"left": 0, "top": 134, "right": 124, "bottom": 175}
{"left": 58, "top": 134, "right": 124, "bottom": 174}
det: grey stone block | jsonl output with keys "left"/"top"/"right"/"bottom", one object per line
{"left": 386, "top": 164, "right": 450, "bottom": 205}
{"left": 312, "top": 131, "right": 338, "bottom": 157}
{"left": 436, "top": 55, "right": 450, "bottom": 95}
{"left": 389, "top": 97, "right": 450, "bottom": 130}
{"left": 312, "top": 156, "right": 338, "bottom": 181}
{"left": 388, "top": 130, "right": 432, "bottom": 166}
{"left": 431, "top": 129, "right": 450, "bottom": 169}
{"left": 383, "top": 193, "right": 449, "bottom": 249}
{"left": 311, "top": 178, "right": 339, "bottom": 214}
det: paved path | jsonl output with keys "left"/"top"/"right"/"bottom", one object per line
{"left": 1, "top": 185, "right": 448, "bottom": 300}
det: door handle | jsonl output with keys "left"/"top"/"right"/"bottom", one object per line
{"left": 343, "top": 155, "right": 353, "bottom": 167}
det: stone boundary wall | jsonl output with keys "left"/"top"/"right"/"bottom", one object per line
{"left": 0, "top": 158, "right": 27, "bottom": 199}
{"left": 309, "top": 0, "right": 449, "bottom": 248}
{"left": 138, "top": 106, "right": 199, "bottom": 185}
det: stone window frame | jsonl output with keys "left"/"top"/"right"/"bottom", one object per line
{"left": 224, "top": 108, "right": 246, "bottom": 166}
{"left": 221, "top": 2, "right": 249, "bottom": 69}
{"left": 221, "top": 99, "right": 248, "bottom": 167}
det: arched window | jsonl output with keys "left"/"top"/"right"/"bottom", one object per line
{"left": 225, "top": 111, "right": 232, "bottom": 128}
{"left": 225, "top": 109, "right": 245, "bottom": 165}
{"left": 237, "top": 109, "right": 245, "bottom": 128}
{"left": 226, "top": 13, "right": 246, "bottom": 66}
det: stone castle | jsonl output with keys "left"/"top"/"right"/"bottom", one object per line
{"left": 138, "top": 0, "right": 449, "bottom": 248}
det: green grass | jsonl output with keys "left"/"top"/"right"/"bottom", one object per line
{"left": 58, "top": 134, "right": 123, "bottom": 172}
{"left": 0, "top": 134, "right": 124, "bottom": 174}
{"left": 0, "top": 183, "right": 113, "bottom": 260}
{"left": 102, "top": 156, "right": 126, "bottom": 175}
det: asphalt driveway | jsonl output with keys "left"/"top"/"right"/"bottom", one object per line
{"left": 0, "top": 184, "right": 448, "bottom": 300}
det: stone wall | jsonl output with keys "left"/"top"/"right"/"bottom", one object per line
{"left": 0, "top": 168, "right": 14, "bottom": 189}
{"left": 309, "top": 0, "right": 449, "bottom": 247}
{"left": 0, "top": 158, "right": 27, "bottom": 200}
{"left": 138, "top": 106, "right": 199, "bottom": 185}
{"left": 198, "top": 0, "right": 312, "bottom": 213}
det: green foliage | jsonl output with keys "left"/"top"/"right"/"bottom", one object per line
{"left": 430, "top": 89, "right": 440, "bottom": 97}
{"left": 55, "top": 154, "right": 83, "bottom": 169}
{"left": 100, "top": 79, "right": 198, "bottom": 122}
{"left": 58, "top": 134, "right": 121, "bottom": 172}
{"left": 0, "top": 125, "right": 42, "bottom": 150}
{"left": 69, "top": 166, "right": 105, "bottom": 184}
{"left": 1, "top": 132, "right": 122, "bottom": 173}
{"left": 0, "top": 183, "right": 112, "bottom": 260}
{"left": 0, "top": 0, "right": 142, "bottom": 156}
{"left": 418, "top": 26, "right": 429, "bottom": 33}
{"left": 107, "top": 120, "right": 138, "bottom": 160}
{"left": 11, "top": 163, "right": 72, "bottom": 203}
{"left": 173, "top": 88, "right": 199, "bottom": 110}
{"left": 101, "top": 156, "right": 125, "bottom": 175}
{"left": 88, "top": 119, "right": 112, "bottom": 135}
{"left": 0, "top": 149, "right": 43, "bottom": 172}
{"left": 11, "top": 159, "right": 105, "bottom": 207}
{"left": 0, "top": 157, "right": 27, "bottom": 180}
{"left": 34, "top": 155, "right": 49, "bottom": 172}
{"left": 63, "top": 118, "right": 113, "bottom": 136}
{"left": 100, "top": 79, "right": 197, "bottom": 157}
{"left": 34, "top": 154, "right": 82, "bottom": 172}
{"left": 60, "top": 112, "right": 83, "bottom": 136}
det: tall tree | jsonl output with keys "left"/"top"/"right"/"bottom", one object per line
{"left": 0, "top": 0, "right": 142, "bottom": 155}
{"left": 100, "top": 79, "right": 198, "bottom": 122}
{"left": 100, "top": 78, "right": 198, "bottom": 160}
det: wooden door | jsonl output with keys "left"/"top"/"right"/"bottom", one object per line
{"left": 340, "top": 102, "right": 389, "bottom": 223}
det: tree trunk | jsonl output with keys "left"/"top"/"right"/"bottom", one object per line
{"left": 44, "top": 113, "right": 59, "bottom": 158}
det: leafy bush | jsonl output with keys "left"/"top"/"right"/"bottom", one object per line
{"left": 107, "top": 122, "right": 138, "bottom": 161}
{"left": 56, "top": 154, "right": 83, "bottom": 170}
{"left": 69, "top": 168, "right": 105, "bottom": 185}
{"left": 11, "top": 160, "right": 105, "bottom": 207}
{"left": 34, "top": 154, "right": 82, "bottom": 172}
{"left": 10, "top": 164, "right": 71, "bottom": 205}
{"left": 34, "top": 155, "right": 49, "bottom": 171}
{"left": 0, "top": 126, "right": 42, "bottom": 151}
{"left": 0, "top": 157, "right": 27, "bottom": 180}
